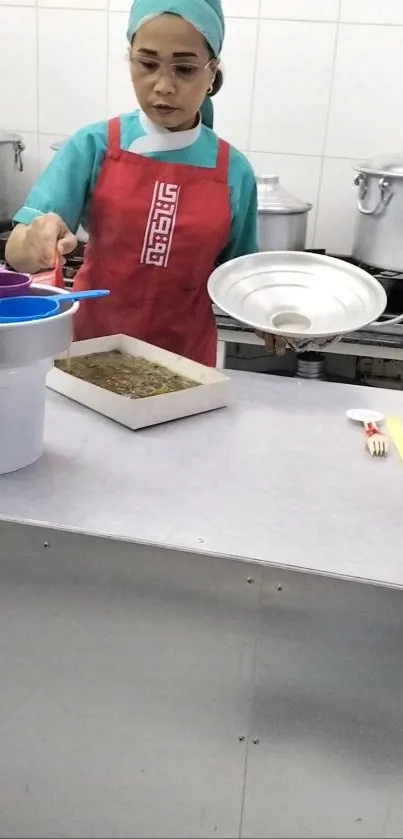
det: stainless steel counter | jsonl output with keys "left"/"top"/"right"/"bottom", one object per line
{"left": 1, "top": 371, "right": 403, "bottom": 589}
{"left": 2, "top": 523, "right": 403, "bottom": 838}
{"left": 2, "top": 373, "right": 403, "bottom": 838}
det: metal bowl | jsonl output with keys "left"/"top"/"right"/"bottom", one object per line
{"left": 0, "top": 284, "right": 79, "bottom": 367}
{"left": 208, "top": 251, "right": 387, "bottom": 340}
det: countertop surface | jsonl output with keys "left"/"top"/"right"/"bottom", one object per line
{"left": 1, "top": 370, "right": 403, "bottom": 589}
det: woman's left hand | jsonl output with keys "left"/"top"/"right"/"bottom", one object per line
{"left": 256, "top": 331, "right": 288, "bottom": 357}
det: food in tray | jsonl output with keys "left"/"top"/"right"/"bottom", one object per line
{"left": 55, "top": 350, "right": 199, "bottom": 399}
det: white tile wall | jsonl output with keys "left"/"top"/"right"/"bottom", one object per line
{"left": 326, "top": 24, "right": 403, "bottom": 159}
{"left": 222, "top": 0, "right": 260, "bottom": 16}
{"left": 107, "top": 11, "right": 138, "bottom": 116}
{"left": 260, "top": 0, "right": 340, "bottom": 21}
{"left": 1, "top": 0, "right": 403, "bottom": 253}
{"left": 315, "top": 156, "right": 360, "bottom": 253}
{"left": 0, "top": 7, "right": 37, "bottom": 131}
{"left": 213, "top": 17, "right": 259, "bottom": 149}
{"left": 109, "top": 0, "right": 130, "bottom": 13}
{"left": 250, "top": 20, "right": 337, "bottom": 156}
{"left": 38, "top": 9, "right": 108, "bottom": 134}
{"left": 340, "top": 0, "right": 403, "bottom": 25}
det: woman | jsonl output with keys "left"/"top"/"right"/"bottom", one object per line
{"left": 6, "top": 0, "right": 260, "bottom": 366}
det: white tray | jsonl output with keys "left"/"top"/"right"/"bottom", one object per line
{"left": 46, "top": 334, "right": 230, "bottom": 430}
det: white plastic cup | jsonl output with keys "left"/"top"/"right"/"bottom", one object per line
{"left": 0, "top": 358, "right": 52, "bottom": 475}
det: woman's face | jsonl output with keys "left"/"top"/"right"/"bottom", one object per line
{"left": 130, "top": 14, "right": 217, "bottom": 131}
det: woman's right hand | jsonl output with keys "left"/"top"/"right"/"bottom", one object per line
{"left": 256, "top": 331, "right": 288, "bottom": 357}
{"left": 23, "top": 213, "right": 78, "bottom": 271}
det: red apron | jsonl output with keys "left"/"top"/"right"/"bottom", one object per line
{"left": 73, "top": 117, "right": 231, "bottom": 366}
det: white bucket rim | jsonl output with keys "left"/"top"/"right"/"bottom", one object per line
{"left": 0, "top": 284, "right": 79, "bottom": 331}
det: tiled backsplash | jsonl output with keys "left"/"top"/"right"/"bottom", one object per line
{"left": 1, "top": 0, "right": 403, "bottom": 253}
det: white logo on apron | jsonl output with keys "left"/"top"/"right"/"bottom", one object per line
{"left": 141, "top": 182, "right": 181, "bottom": 268}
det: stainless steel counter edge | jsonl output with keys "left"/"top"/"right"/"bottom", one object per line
{"left": 1, "top": 514, "right": 401, "bottom": 595}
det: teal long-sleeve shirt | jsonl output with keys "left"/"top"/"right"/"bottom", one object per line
{"left": 14, "top": 109, "right": 258, "bottom": 265}
{"left": 200, "top": 96, "right": 214, "bottom": 129}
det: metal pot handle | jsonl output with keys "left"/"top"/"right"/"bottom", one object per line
{"left": 354, "top": 173, "right": 393, "bottom": 215}
{"left": 368, "top": 313, "right": 403, "bottom": 328}
{"left": 12, "top": 139, "right": 25, "bottom": 172}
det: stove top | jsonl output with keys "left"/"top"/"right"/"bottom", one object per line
{"left": 1, "top": 231, "right": 403, "bottom": 348}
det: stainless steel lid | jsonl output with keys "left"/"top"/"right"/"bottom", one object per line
{"left": 257, "top": 175, "right": 312, "bottom": 215}
{"left": 207, "top": 251, "right": 386, "bottom": 340}
{"left": 354, "top": 154, "right": 403, "bottom": 179}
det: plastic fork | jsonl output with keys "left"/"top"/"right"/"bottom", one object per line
{"left": 364, "top": 422, "right": 389, "bottom": 457}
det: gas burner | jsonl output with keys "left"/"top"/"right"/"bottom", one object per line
{"left": 50, "top": 246, "right": 403, "bottom": 299}
{"left": 62, "top": 242, "right": 86, "bottom": 286}
{"left": 1, "top": 228, "right": 403, "bottom": 346}
{"left": 332, "top": 253, "right": 403, "bottom": 299}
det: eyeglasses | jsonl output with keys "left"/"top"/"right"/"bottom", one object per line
{"left": 130, "top": 54, "right": 214, "bottom": 82}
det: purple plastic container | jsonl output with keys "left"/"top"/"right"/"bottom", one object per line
{"left": 0, "top": 269, "right": 32, "bottom": 298}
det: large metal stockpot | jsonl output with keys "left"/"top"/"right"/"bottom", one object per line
{"left": 257, "top": 175, "right": 312, "bottom": 252}
{"left": 353, "top": 155, "right": 403, "bottom": 272}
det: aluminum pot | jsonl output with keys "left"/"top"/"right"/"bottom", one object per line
{"left": 353, "top": 155, "right": 403, "bottom": 272}
{"left": 257, "top": 175, "right": 312, "bottom": 251}
{"left": 0, "top": 131, "right": 25, "bottom": 221}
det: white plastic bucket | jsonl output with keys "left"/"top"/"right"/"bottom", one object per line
{"left": 0, "top": 358, "right": 52, "bottom": 474}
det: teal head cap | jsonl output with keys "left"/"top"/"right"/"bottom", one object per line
{"left": 127, "top": 0, "right": 225, "bottom": 58}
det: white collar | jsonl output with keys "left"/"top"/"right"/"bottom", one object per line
{"left": 128, "top": 109, "right": 201, "bottom": 155}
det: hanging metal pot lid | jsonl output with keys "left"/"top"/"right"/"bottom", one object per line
{"left": 257, "top": 175, "right": 312, "bottom": 215}
{"left": 354, "top": 154, "right": 403, "bottom": 179}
